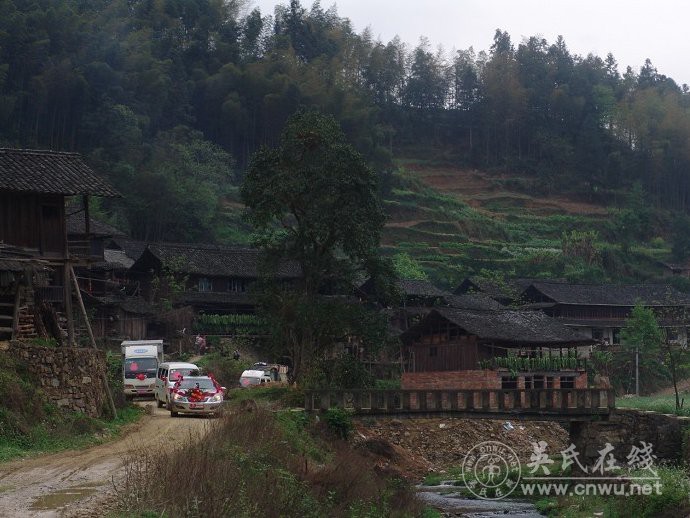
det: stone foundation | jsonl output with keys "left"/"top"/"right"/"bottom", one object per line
{"left": 570, "top": 409, "right": 690, "bottom": 466}
{"left": 11, "top": 341, "right": 107, "bottom": 418}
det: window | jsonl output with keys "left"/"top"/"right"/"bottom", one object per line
{"left": 612, "top": 328, "right": 621, "bottom": 345}
{"left": 228, "top": 278, "right": 246, "bottom": 292}
{"left": 198, "top": 277, "right": 212, "bottom": 292}
{"left": 429, "top": 347, "right": 438, "bottom": 357}
{"left": 525, "top": 375, "right": 544, "bottom": 389}
{"left": 667, "top": 328, "right": 680, "bottom": 342}
{"left": 560, "top": 376, "right": 575, "bottom": 389}
{"left": 546, "top": 376, "right": 554, "bottom": 389}
{"left": 592, "top": 328, "right": 604, "bottom": 340}
{"left": 501, "top": 377, "right": 518, "bottom": 389}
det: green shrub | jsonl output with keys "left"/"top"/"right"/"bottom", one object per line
{"left": 323, "top": 408, "right": 353, "bottom": 439}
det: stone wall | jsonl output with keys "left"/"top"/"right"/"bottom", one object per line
{"left": 11, "top": 341, "right": 107, "bottom": 418}
{"left": 570, "top": 409, "right": 690, "bottom": 467}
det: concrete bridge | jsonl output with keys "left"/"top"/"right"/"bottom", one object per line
{"left": 304, "top": 388, "right": 614, "bottom": 421}
{"left": 304, "top": 389, "right": 690, "bottom": 465}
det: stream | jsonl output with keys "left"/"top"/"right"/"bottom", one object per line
{"left": 417, "top": 483, "right": 543, "bottom": 517}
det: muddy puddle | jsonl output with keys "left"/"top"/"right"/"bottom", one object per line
{"left": 418, "top": 485, "right": 543, "bottom": 517}
{"left": 30, "top": 482, "right": 104, "bottom": 511}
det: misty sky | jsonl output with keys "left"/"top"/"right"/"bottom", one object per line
{"left": 250, "top": 0, "right": 689, "bottom": 87}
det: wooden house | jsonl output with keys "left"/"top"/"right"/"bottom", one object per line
{"left": 128, "top": 243, "right": 301, "bottom": 314}
{"left": 455, "top": 277, "right": 566, "bottom": 306}
{"left": 0, "top": 148, "right": 118, "bottom": 343}
{"left": 359, "top": 278, "right": 452, "bottom": 332}
{"left": 401, "top": 307, "right": 594, "bottom": 391}
{"left": 520, "top": 281, "right": 690, "bottom": 346}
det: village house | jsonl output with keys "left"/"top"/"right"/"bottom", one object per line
{"left": 454, "top": 276, "right": 562, "bottom": 306}
{"left": 0, "top": 148, "right": 118, "bottom": 345}
{"left": 520, "top": 281, "right": 690, "bottom": 346}
{"left": 128, "top": 242, "right": 301, "bottom": 315}
{"left": 359, "top": 278, "right": 450, "bottom": 333}
{"left": 400, "top": 307, "right": 595, "bottom": 391}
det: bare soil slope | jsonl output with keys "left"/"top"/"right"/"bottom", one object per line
{"left": 356, "top": 417, "right": 569, "bottom": 473}
{"left": 404, "top": 163, "right": 608, "bottom": 217}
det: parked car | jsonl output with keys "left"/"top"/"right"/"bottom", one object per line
{"left": 239, "top": 369, "right": 274, "bottom": 387}
{"left": 169, "top": 376, "right": 225, "bottom": 417}
{"left": 154, "top": 362, "right": 201, "bottom": 409}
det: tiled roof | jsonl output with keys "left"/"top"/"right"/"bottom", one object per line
{"left": 525, "top": 281, "right": 690, "bottom": 306}
{"left": 103, "top": 249, "right": 135, "bottom": 269}
{"left": 455, "top": 277, "right": 564, "bottom": 301}
{"left": 0, "top": 148, "right": 119, "bottom": 196}
{"left": 403, "top": 307, "right": 592, "bottom": 345}
{"left": 396, "top": 279, "right": 449, "bottom": 297}
{"left": 83, "top": 293, "right": 155, "bottom": 315}
{"left": 359, "top": 278, "right": 448, "bottom": 299}
{"left": 444, "top": 293, "right": 506, "bottom": 311}
{"left": 0, "top": 258, "right": 26, "bottom": 272}
{"left": 108, "top": 238, "right": 148, "bottom": 262}
{"left": 177, "top": 291, "right": 256, "bottom": 305}
{"left": 66, "top": 211, "right": 125, "bottom": 237}
{"left": 136, "top": 243, "right": 301, "bottom": 278}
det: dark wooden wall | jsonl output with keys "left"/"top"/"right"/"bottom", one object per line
{"left": 0, "top": 191, "right": 66, "bottom": 257}
{"left": 406, "top": 336, "right": 481, "bottom": 372}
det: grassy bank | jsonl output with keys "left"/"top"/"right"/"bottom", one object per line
{"left": 0, "top": 406, "right": 142, "bottom": 462}
{"left": 537, "top": 466, "right": 690, "bottom": 517}
{"left": 616, "top": 394, "right": 690, "bottom": 416}
{"left": 115, "top": 388, "right": 427, "bottom": 517}
{"left": 0, "top": 350, "right": 143, "bottom": 463}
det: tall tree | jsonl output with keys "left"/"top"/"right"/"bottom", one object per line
{"left": 242, "top": 110, "right": 391, "bottom": 381}
{"left": 620, "top": 303, "right": 667, "bottom": 395}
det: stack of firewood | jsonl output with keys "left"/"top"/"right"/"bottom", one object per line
{"left": 16, "top": 307, "right": 37, "bottom": 339}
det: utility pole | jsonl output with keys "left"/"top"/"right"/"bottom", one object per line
{"left": 635, "top": 345, "right": 640, "bottom": 396}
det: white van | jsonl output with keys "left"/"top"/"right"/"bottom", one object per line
{"left": 154, "top": 362, "right": 201, "bottom": 408}
{"left": 121, "top": 340, "right": 164, "bottom": 400}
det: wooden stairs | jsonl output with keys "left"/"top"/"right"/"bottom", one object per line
{"left": 0, "top": 292, "right": 16, "bottom": 341}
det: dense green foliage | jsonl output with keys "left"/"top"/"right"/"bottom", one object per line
{"left": 619, "top": 303, "right": 668, "bottom": 394}
{"left": 242, "top": 110, "right": 386, "bottom": 294}
{"left": 243, "top": 111, "right": 392, "bottom": 382}
{"left": 3, "top": 0, "right": 690, "bottom": 246}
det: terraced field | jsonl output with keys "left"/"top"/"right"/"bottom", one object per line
{"left": 215, "top": 159, "right": 672, "bottom": 289}
{"left": 382, "top": 161, "right": 667, "bottom": 288}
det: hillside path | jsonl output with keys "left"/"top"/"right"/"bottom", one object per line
{"left": 0, "top": 402, "right": 212, "bottom": 517}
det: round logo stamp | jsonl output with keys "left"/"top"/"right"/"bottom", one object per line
{"left": 462, "top": 440, "right": 521, "bottom": 500}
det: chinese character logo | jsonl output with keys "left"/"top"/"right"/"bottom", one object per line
{"left": 462, "top": 441, "right": 521, "bottom": 500}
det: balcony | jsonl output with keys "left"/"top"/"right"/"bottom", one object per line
{"left": 67, "top": 239, "right": 103, "bottom": 261}
{"left": 36, "top": 285, "right": 65, "bottom": 303}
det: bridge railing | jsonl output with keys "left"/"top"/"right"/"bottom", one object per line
{"left": 304, "top": 388, "right": 614, "bottom": 416}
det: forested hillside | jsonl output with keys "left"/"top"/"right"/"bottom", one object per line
{"left": 2, "top": 0, "right": 690, "bottom": 264}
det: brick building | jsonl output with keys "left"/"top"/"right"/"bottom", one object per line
{"left": 400, "top": 307, "right": 594, "bottom": 391}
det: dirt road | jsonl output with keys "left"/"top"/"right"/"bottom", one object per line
{"left": 0, "top": 402, "right": 213, "bottom": 517}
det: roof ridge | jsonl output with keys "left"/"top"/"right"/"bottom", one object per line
{"left": 147, "top": 241, "right": 256, "bottom": 251}
{"left": 0, "top": 148, "right": 80, "bottom": 156}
